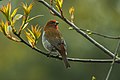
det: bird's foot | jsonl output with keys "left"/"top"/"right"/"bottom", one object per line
{"left": 55, "top": 54, "right": 60, "bottom": 58}
{"left": 47, "top": 51, "right": 52, "bottom": 57}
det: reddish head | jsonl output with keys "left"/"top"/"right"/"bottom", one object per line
{"left": 44, "top": 20, "right": 59, "bottom": 31}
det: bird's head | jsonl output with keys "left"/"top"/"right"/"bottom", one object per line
{"left": 44, "top": 20, "right": 59, "bottom": 31}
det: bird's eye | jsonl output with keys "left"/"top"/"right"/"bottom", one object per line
{"left": 51, "top": 21, "right": 55, "bottom": 24}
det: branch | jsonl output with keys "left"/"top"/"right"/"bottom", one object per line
{"left": 80, "top": 28, "right": 120, "bottom": 39}
{"left": 92, "top": 32, "right": 120, "bottom": 39}
{"left": 37, "top": 0, "right": 119, "bottom": 59}
{"left": 105, "top": 40, "right": 120, "bottom": 80}
{"left": 13, "top": 32, "right": 120, "bottom": 64}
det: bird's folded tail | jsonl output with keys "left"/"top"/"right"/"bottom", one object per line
{"left": 56, "top": 44, "right": 70, "bottom": 68}
{"left": 62, "top": 55, "right": 70, "bottom": 68}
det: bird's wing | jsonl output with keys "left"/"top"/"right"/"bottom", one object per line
{"left": 44, "top": 29, "right": 67, "bottom": 54}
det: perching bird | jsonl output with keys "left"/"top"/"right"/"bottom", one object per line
{"left": 42, "top": 20, "right": 70, "bottom": 68}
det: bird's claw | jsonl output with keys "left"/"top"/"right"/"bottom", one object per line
{"left": 47, "top": 51, "right": 52, "bottom": 57}
{"left": 47, "top": 54, "right": 50, "bottom": 57}
{"left": 55, "top": 54, "right": 60, "bottom": 57}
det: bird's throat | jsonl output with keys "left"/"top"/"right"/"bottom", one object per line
{"left": 55, "top": 26, "right": 58, "bottom": 30}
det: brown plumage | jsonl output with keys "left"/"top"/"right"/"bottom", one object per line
{"left": 42, "top": 20, "right": 70, "bottom": 68}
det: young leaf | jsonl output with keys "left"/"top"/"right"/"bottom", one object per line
{"left": 86, "top": 30, "right": 92, "bottom": 35}
{"left": 7, "top": 2, "right": 11, "bottom": 17}
{"left": 22, "top": 23, "right": 28, "bottom": 30}
{"left": 68, "top": 27, "right": 73, "bottom": 30}
{"left": 22, "top": 2, "right": 33, "bottom": 15}
{"left": 69, "top": 7, "right": 74, "bottom": 15}
{"left": 69, "top": 6, "right": 75, "bottom": 23}
{"left": 25, "top": 31, "right": 35, "bottom": 47}
{"left": 27, "top": 15, "right": 44, "bottom": 22}
{"left": 92, "top": 76, "right": 96, "bottom": 80}
{"left": 0, "top": 2, "right": 11, "bottom": 20}
{"left": 25, "top": 25, "right": 41, "bottom": 47}
{"left": 13, "top": 14, "right": 23, "bottom": 21}
{"left": 56, "top": 0, "right": 63, "bottom": 9}
{"left": 31, "top": 25, "right": 41, "bottom": 39}
{"left": 11, "top": 8, "right": 18, "bottom": 18}
{"left": 27, "top": 28, "right": 36, "bottom": 39}
{"left": 27, "top": 3, "right": 33, "bottom": 14}
{"left": 55, "top": 0, "right": 64, "bottom": 17}
{"left": 0, "top": 21, "right": 20, "bottom": 42}
{"left": 0, "top": 21, "right": 8, "bottom": 35}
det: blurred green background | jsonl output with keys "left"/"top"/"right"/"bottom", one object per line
{"left": 0, "top": 0, "right": 120, "bottom": 80}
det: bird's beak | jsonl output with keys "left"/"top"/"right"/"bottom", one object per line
{"left": 56, "top": 21, "right": 59, "bottom": 25}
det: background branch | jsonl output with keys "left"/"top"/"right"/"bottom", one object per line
{"left": 80, "top": 28, "right": 120, "bottom": 39}
{"left": 37, "top": 0, "right": 119, "bottom": 59}
{"left": 92, "top": 32, "right": 120, "bottom": 39}
{"left": 105, "top": 40, "right": 120, "bottom": 80}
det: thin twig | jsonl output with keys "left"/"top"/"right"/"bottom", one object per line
{"left": 79, "top": 28, "right": 120, "bottom": 39}
{"left": 37, "top": 0, "right": 119, "bottom": 59}
{"left": 105, "top": 40, "right": 120, "bottom": 80}
{"left": 92, "top": 32, "right": 120, "bottom": 39}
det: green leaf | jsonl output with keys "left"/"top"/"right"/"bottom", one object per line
{"left": 56, "top": 0, "right": 63, "bottom": 8}
{"left": 13, "top": 14, "right": 23, "bottom": 21}
{"left": 25, "top": 31, "right": 35, "bottom": 48}
{"left": 27, "top": 28, "right": 35, "bottom": 39}
{"left": 55, "top": 0, "right": 63, "bottom": 11}
{"left": 27, "top": 15, "right": 44, "bottom": 22}
{"left": 68, "top": 27, "right": 73, "bottom": 30}
{"left": 22, "top": 2, "right": 33, "bottom": 15}
{"left": 69, "top": 7, "right": 75, "bottom": 22}
{"left": 11, "top": 8, "right": 18, "bottom": 18}
{"left": 31, "top": 25, "right": 41, "bottom": 39}
{"left": 22, "top": 23, "right": 28, "bottom": 30}
{"left": 86, "top": 30, "right": 92, "bottom": 35}
{"left": 92, "top": 76, "right": 96, "bottom": 80}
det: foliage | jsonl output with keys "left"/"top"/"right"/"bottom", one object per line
{"left": 0, "top": 2, "right": 42, "bottom": 46}
{"left": 25, "top": 25, "right": 41, "bottom": 47}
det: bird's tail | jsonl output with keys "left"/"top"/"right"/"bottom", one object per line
{"left": 57, "top": 44, "right": 70, "bottom": 68}
{"left": 62, "top": 55, "right": 70, "bottom": 68}
{"left": 56, "top": 44, "right": 70, "bottom": 68}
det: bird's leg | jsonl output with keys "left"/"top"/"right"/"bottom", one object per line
{"left": 47, "top": 46, "right": 55, "bottom": 57}
{"left": 55, "top": 53, "right": 60, "bottom": 58}
{"left": 47, "top": 51, "right": 52, "bottom": 57}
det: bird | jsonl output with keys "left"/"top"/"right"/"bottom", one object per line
{"left": 42, "top": 20, "right": 70, "bottom": 68}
